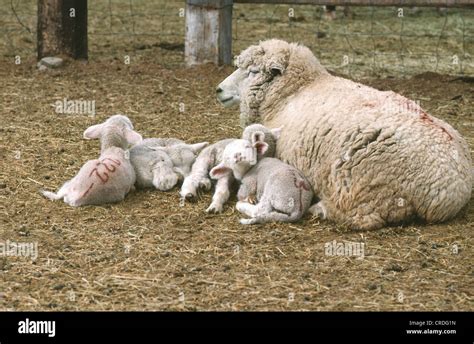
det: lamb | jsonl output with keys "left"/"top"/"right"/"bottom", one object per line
{"left": 216, "top": 39, "right": 472, "bottom": 230}
{"left": 209, "top": 137, "right": 313, "bottom": 224}
{"left": 179, "top": 124, "right": 281, "bottom": 213}
{"left": 129, "top": 138, "right": 208, "bottom": 191}
{"left": 41, "top": 114, "right": 142, "bottom": 206}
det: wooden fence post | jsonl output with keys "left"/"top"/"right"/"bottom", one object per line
{"left": 37, "top": 0, "right": 88, "bottom": 60}
{"left": 185, "top": 0, "right": 233, "bottom": 66}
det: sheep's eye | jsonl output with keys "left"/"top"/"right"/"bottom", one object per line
{"left": 248, "top": 69, "right": 259, "bottom": 75}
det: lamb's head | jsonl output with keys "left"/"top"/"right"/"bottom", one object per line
{"left": 216, "top": 39, "right": 328, "bottom": 127}
{"left": 210, "top": 132, "right": 268, "bottom": 181}
{"left": 159, "top": 142, "right": 209, "bottom": 178}
{"left": 241, "top": 124, "right": 281, "bottom": 158}
{"left": 83, "top": 114, "right": 143, "bottom": 151}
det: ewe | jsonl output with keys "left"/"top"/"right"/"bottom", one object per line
{"left": 216, "top": 39, "right": 472, "bottom": 230}
{"left": 180, "top": 124, "right": 280, "bottom": 213}
{"left": 41, "top": 115, "right": 142, "bottom": 206}
{"left": 130, "top": 138, "right": 208, "bottom": 191}
{"left": 210, "top": 136, "right": 313, "bottom": 224}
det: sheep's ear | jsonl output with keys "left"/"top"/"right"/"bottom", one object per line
{"left": 124, "top": 129, "right": 143, "bottom": 145}
{"left": 270, "top": 65, "right": 284, "bottom": 77}
{"left": 251, "top": 130, "right": 265, "bottom": 144}
{"left": 210, "top": 163, "right": 231, "bottom": 180}
{"left": 271, "top": 127, "right": 283, "bottom": 140}
{"left": 83, "top": 123, "right": 104, "bottom": 139}
{"left": 254, "top": 141, "right": 268, "bottom": 156}
{"left": 189, "top": 142, "right": 209, "bottom": 154}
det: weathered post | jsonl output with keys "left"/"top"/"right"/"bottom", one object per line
{"left": 37, "top": 0, "right": 88, "bottom": 60}
{"left": 185, "top": 0, "right": 233, "bottom": 66}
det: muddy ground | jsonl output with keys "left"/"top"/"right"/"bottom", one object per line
{"left": 1, "top": 55, "right": 472, "bottom": 311}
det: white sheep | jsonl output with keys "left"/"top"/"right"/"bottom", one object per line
{"left": 41, "top": 115, "right": 142, "bottom": 206}
{"left": 130, "top": 138, "right": 208, "bottom": 191}
{"left": 179, "top": 124, "right": 280, "bottom": 213}
{"left": 210, "top": 144, "right": 313, "bottom": 224}
{"left": 216, "top": 39, "right": 472, "bottom": 230}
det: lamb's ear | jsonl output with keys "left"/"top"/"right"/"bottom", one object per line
{"left": 209, "top": 163, "right": 231, "bottom": 180}
{"left": 251, "top": 130, "right": 265, "bottom": 144}
{"left": 124, "top": 128, "right": 143, "bottom": 145}
{"left": 271, "top": 127, "right": 283, "bottom": 140}
{"left": 83, "top": 123, "right": 104, "bottom": 139}
{"left": 189, "top": 142, "right": 209, "bottom": 154}
{"left": 253, "top": 141, "right": 268, "bottom": 156}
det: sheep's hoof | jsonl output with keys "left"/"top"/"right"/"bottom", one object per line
{"left": 184, "top": 193, "right": 197, "bottom": 202}
{"left": 308, "top": 202, "right": 327, "bottom": 219}
{"left": 198, "top": 178, "right": 211, "bottom": 191}
{"left": 206, "top": 203, "right": 223, "bottom": 214}
{"left": 245, "top": 195, "right": 257, "bottom": 205}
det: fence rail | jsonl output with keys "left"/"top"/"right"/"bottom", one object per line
{"left": 1, "top": 0, "right": 473, "bottom": 77}
{"left": 234, "top": 0, "right": 474, "bottom": 7}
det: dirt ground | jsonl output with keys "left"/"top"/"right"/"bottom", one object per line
{"left": 1, "top": 54, "right": 473, "bottom": 311}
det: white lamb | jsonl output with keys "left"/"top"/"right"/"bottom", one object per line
{"left": 130, "top": 138, "right": 208, "bottom": 191}
{"left": 41, "top": 115, "right": 142, "bottom": 206}
{"left": 210, "top": 137, "right": 313, "bottom": 224}
{"left": 179, "top": 124, "right": 281, "bottom": 213}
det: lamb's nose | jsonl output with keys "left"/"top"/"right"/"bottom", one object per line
{"left": 216, "top": 87, "right": 223, "bottom": 94}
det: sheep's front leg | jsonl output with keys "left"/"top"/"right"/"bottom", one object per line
{"left": 206, "top": 174, "right": 234, "bottom": 213}
{"left": 180, "top": 156, "right": 211, "bottom": 201}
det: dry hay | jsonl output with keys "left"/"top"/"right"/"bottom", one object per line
{"left": 0, "top": 55, "right": 473, "bottom": 311}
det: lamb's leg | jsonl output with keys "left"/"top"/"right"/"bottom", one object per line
{"left": 236, "top": 201, "right": 258, "bottom": 217}
{"left": 238, "top": 201, "right": 302, "bottom": 224}
{"left": 40, "top": 181, "right": 71, "bottom": 201}
{"left": 153, "top": 170, "right": 179, "bottom": 191}
{"left": 240, "top": 211, "right": 299, "bottom": 225}
{"left": 206, "top": 174, "right": 234, "bottom": 213}
{"left": 180, "top": 156, "right": 211, "bottom": 201}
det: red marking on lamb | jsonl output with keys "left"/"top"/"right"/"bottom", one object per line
{"left": 420, "top": 112, "right": 452, "bottom": 140}
{"left": 89, "top": 158, "right": 121, "bottom": 184}
{"left": 293, "top": 174, "right": 310, "bottom": 211}
{"left": 80, "top": 182, "right": 95, "bottom": 199}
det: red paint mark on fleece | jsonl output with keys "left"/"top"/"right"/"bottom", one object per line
{"left": 89, "top": 158, "right": 122, "bottom": 184}
{"left": 293, "top": 174, "right": 310, "bottom": 211}
{"left": 420, "top": 112, "right": 453, "bottom": 140}
{"left": 80, "top": 182, "right": 95, "bottom": 199}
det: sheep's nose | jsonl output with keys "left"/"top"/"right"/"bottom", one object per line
{"left": 216, "top": 87, "right": 223, "bottom": 94}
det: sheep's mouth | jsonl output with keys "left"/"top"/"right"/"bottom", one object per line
{"left": 219, "top": 96, "right": 234, "bottom": 104}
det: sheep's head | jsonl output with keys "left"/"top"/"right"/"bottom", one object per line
{"left": 216, "top": 39, "right": 327, "bottom": 127}
{"left": 210, "top": 133, "right": 268, "bottom": 181}
{"left": 83, "top": 114, "right": 143, "bottom": 151}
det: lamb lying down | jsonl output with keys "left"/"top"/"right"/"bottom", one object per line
{"left": 129, "top": 138, "right": 208, "bottom": 191}
{"left": 210, "top": 139, "right": 313, "bottom": 224}
{"left": 41, "top": 115, "right": 142, "bottom": 206}
{"left": 180, "top": 124, "right": 281, "bottom": 213}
